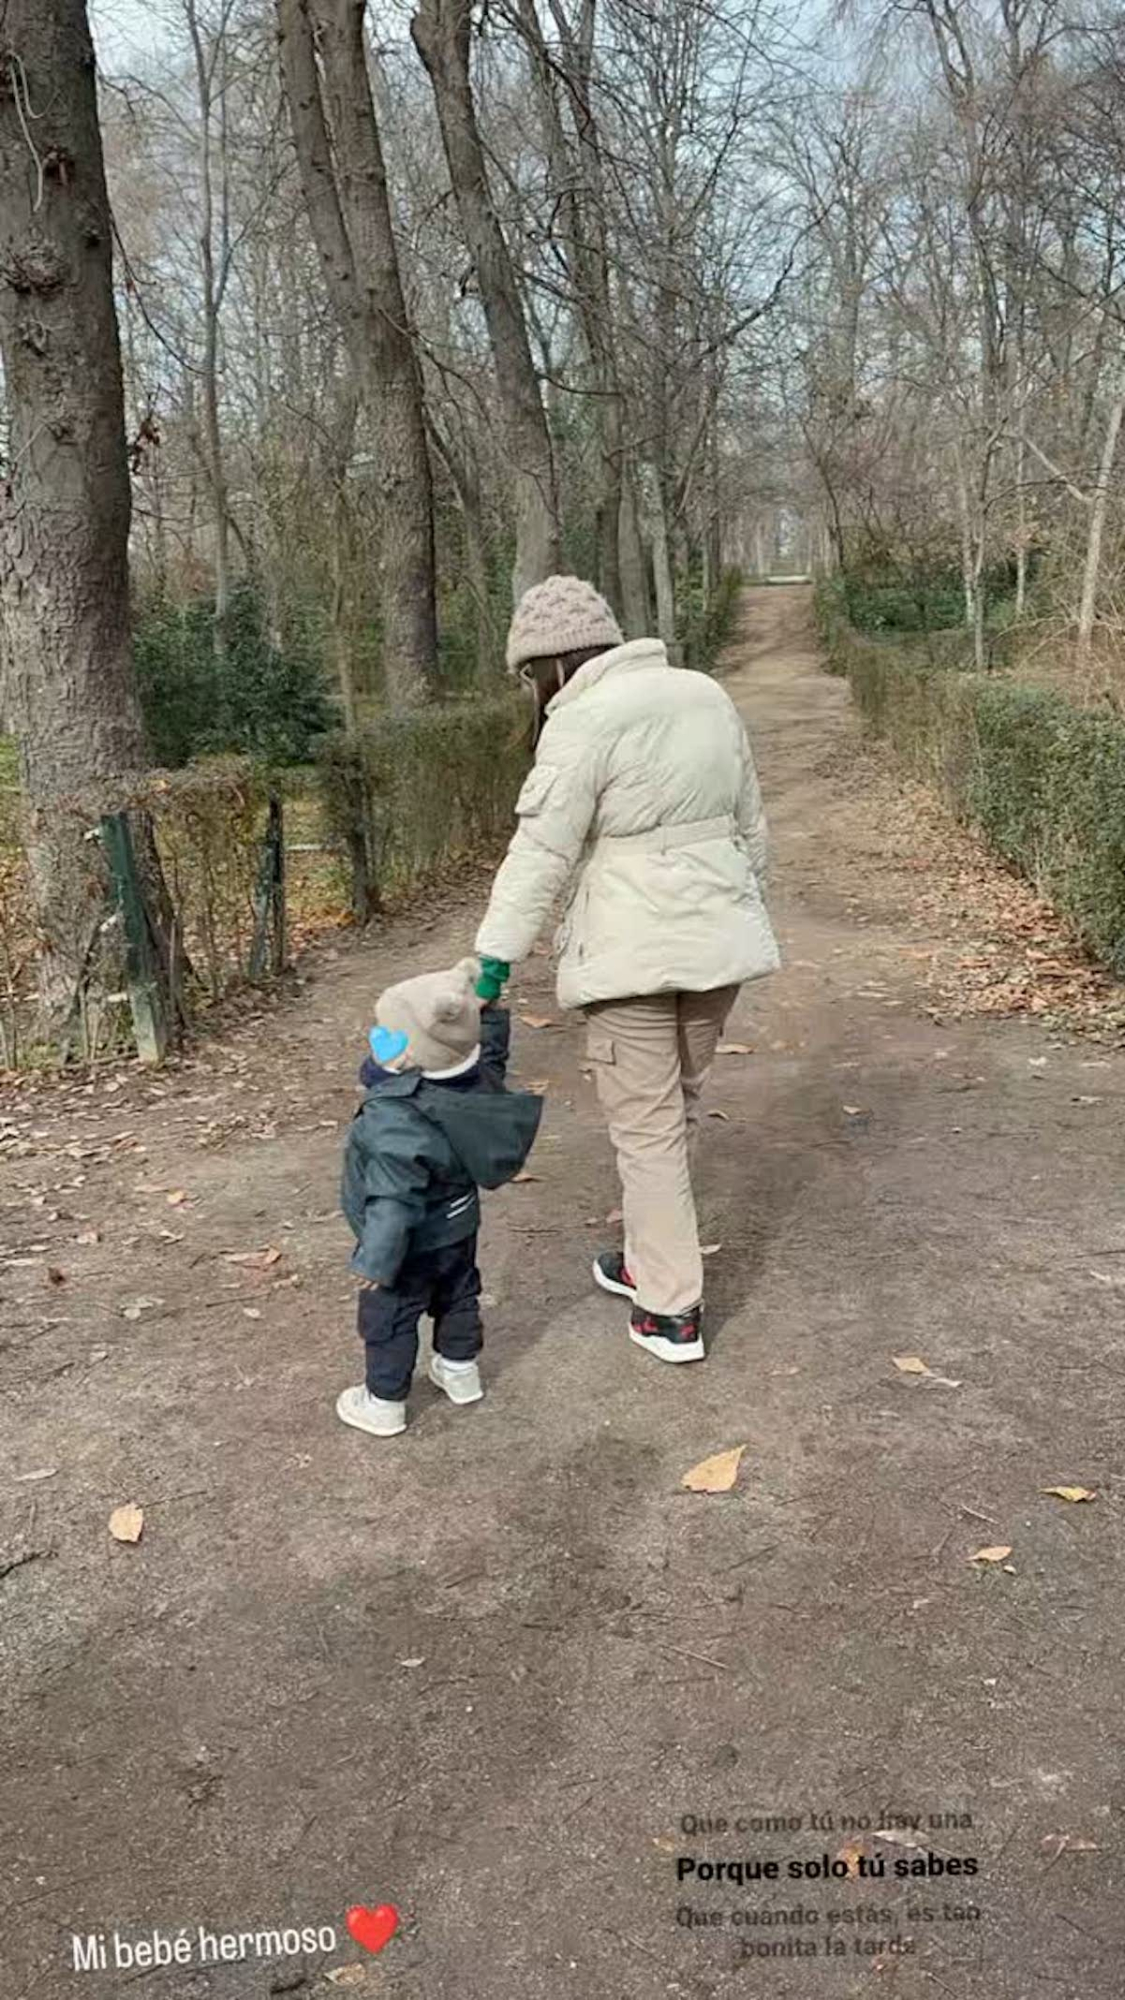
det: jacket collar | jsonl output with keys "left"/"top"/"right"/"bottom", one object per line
{"left": 546, "top": 637, "right": 669, "bottom": 716}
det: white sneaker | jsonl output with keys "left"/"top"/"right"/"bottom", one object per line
{"left": 336, "top": 1384, "right": 407, "bottom": 1437}
{"left": 429, "top": 1354, "right": 484, "bottom": 1405}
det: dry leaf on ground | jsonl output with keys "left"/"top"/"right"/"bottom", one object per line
{"left": 1042, "top": 1485, "right": 1097, "bottom": 1503}
{"left": 1040, "top": 1834, "right": 1100, "bottom": 1858}
{"left": 606, "top": 1207, "right": 623, "bottom": 1224}
{"left": 682, "top": 1445, "right": 745, "bottom": 1493}
{"left": 15, "top": 1467, "right": 58, "bottom": 1483}
{"left": 700, "top": 1242, "right": 722, "bottom": 1257}
{"left": 523, "top": 1079, "right": 549, "bottom": 1093}
{"left": 45, "top": 1266, "right": 66, "bottom": 1286}
{"left": 76, "top": 1229, "right": 100, "bottom": 1246}
{"left": 836, "top": 1838, "right": 864, "bottom": 1878}
{"left": 716, "top": 1041, "right": 754, "bottom": 1055}
{"left": 708, "top": 1109, "right": 730, "bottom": 1120}
{"left": 520, "top": 1013, "right": 555, "bottom": 1030}
{"left": 122, "top": 1296, "right": 164, "bottom": 1321}
{"left": 327, "top": 1968, "right": 367, "bottom": 1988}
{"left": 842, "top": 1104, "right": 866, "bottom": 1117}
{"left": 108, "top": 1503, "right": 144, "bottom": 1544}
{"left": 224, "top": 1247, "right": 282, "bottom": 1269}
{"left": 511, "top": 1171, "right": 540, "bottom": 1184}
{"left": 968, "top": 1545, "right": 1012, "bottom": 1564}
{"left": 892, "top": 1354, "right": 961, "bottom": 1387}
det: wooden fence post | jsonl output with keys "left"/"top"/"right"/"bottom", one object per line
{"left": 100, "top": 810, "right": 171, "bottom": 1065}
{"left": 250, "top": 794, "right": 286, "bottom": 980}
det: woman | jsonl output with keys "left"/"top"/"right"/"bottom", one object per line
{"left": 475, "top": 574, "right": 779, "bottom": 1363}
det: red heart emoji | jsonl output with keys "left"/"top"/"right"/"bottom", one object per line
{"left": 346, "top": 1904, "right": 398, "bottom": 1955}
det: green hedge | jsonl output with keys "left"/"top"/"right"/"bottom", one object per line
{"left": 316, "top": 693, "right": 527, "bottom": 919}
{"left": 819, "top": 603, "right": 1125, "bottom": 977}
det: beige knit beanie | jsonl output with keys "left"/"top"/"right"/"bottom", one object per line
{"left": 375, "top": 957, "right": 482, "bottom": 1074}
{"left": 506, "top": 574, "right": 623, "bottom": 672}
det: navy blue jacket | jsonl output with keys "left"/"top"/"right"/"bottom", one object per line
{"left": 341, "top": 1007, "right": 542, "bottom": 1286}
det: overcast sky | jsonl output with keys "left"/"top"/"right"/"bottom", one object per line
{"left": 90, "top": 0, "right": 171, "bottom": 68}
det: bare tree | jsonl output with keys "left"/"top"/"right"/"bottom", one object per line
{"left": 0, "top": 0, "right": 175, "bottom": 1032}
{"left": 277, "top": 0, "right": 438, "bottom": 703}
{"left": 411, "top": 0, "right": 561, "bottom": 601}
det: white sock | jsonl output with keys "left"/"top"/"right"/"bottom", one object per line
{"left": 440, "top": 1357, "right": 477, "bottom": 1375}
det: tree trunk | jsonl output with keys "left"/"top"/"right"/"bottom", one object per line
{"left": 641, "top": 463, "right": 679, "bottom": 663}
{"left": 185, "top": 0, "right": 232, "bottom": 661}
{"left": 411, "top": 0, "right": 561, "bottom": 603}
{"left": 618, "top": 457, "right": 650, "bottom": 637}
{"left": 1076, "top": 380, "right": 1125, "bottom": 676}
{"left": 277, "top": 0, "right": 438, "bottom": 703}
{"left": 0, "top": 0, "right": 174, "bottom": 1037}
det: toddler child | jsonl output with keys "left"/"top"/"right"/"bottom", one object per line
{"left": 338, "top": 956, "right": 541, "bottom": 1437}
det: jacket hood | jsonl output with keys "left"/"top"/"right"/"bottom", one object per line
{"left": 546, "top": 637, "right": 670, "bottom": 716}
{"left": 414, "top": 1080, "right": 542, "bottom": 1190}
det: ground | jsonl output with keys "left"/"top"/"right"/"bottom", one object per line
{"left": 4, "top": 587, "right": 1125, "bottom": 2000}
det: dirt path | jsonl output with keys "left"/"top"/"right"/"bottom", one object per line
{"left": 5, "top": 587, "right": 1125, "bottom": 2000}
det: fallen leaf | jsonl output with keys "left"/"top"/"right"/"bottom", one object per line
{"left": 893, "top": 1355, "right": 932, "bottom": 1375}
{"left": 121, "top": 1296, "right": 163, "bottom": 1321}
{"left": 242, "top": 1307, "right": 262, "bottom": 1320}
{"left": 700, "top": 1242, "right": 722, "bottom": 1256}
{"left": 707, "top": 1109, "right": 730, "bottom": 1121}
{"left": 511, "top": 1171, "right": 540, "bottom": 1184}
{"left": 716, "top": 1041, "right": 754, "bottom": 1055}
{"left": 682, "top": 1445, "right": 745, "bottom": 1493}
{"left": 1042, "top": 1486, "right": 1097, "bottom": 1503}
{"left": 398, "top": 1657, "right": 425, "bottom": 1668}
{"left": 836, "top": 1838, "right": 864, "bottom": 1878}
{"left": 224, "top": 1247, "right": 282, "bottom": 1269}
{"left": 166, "top": 1189, "right": 188, "bottom": 1207}
{"left": 108, "top": 1503, "right": 144, "bottom": 1544}
{"left": 523, "top": 1079, "right": 549, "bottom": 1093}
{"left": 842, "top": 1105, "right": 865, "bottom": 1117}
{"left": 652, "top": 1835, "right": 677, "bottom": 1855}
{"left": 89, "top": 1347, "right": 110, "bottom": 1363}
{"left": 606, "top": 1207, "right": 623, "bottom": 1224}
{"left": 520, "top": 1013, "right": 556, "bottom": 1030}
{"left": 1040, "top": 1833, "right": 1100, "bottom": 1857}
{"left": 327, "top": 1970, "right": 367, "bottom": 1989}
{"left": 968, "top": 1545, "right": 1012, "bottom": 1564}
{"left": 76, "top": 1229, "right": 101, "bottom": 1246}
{"left": 45, "top": 1266, "right": 66, "bottom": 1287}
{"left": 15, "top": 1467, "right": 58, "bottom": 1483}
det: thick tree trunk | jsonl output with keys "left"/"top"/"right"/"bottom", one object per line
{"left": 277, "top": 0, "right": 438, "bottom": 703}
{"left": 411, "top": 0, "right": 561, "bottom": 603}
{"left": 0, "top": 0, "right": 173, "bottom": 1036}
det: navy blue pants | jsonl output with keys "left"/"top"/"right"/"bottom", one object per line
{"left": 359, "top": 1234, "right": 482, "bottom": 1401}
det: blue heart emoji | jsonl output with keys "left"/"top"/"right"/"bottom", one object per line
{"left": 369, "top": 1026, "right": 409, "bottom": 1065}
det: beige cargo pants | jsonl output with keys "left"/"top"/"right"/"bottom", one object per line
{"left": 584, "top": 985, "right": 739, "bottom": 1316}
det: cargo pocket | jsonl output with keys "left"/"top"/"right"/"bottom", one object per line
{"left": 585, "top": 1027, "right": 616, "bottom": 1065}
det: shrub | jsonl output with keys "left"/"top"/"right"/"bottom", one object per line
{"left": 822, "top": 609, "right": 1125, "bottom": 976}
{"left": 134, "top": 587, "right": 336, "bottom": 767}
{"left": 316, "top": 692, "right": 527, "bottom": 919}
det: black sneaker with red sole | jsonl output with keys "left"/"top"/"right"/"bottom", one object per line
{"left": 629, "top": 1302, "right": 705, "bottom": 1364}
{"left": 592, "top": 1250, "right": 637, "bottom": 1301}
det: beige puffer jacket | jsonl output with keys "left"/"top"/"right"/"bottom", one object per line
{"left": 476, "top": 639, "right": 780, "bottom": 1009}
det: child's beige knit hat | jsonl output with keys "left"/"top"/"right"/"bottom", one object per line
{"left": 506, "top": 574, "right": 623, "bottom": 671}
{"left": 375, "top": 957, "right": 482, "bottom": 1074}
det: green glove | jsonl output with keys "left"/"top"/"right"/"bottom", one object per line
{"left": 475, "top": 956, "right": 510, "bottom": 1003}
